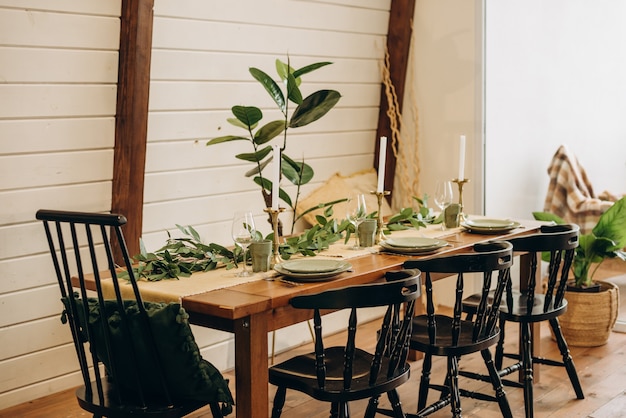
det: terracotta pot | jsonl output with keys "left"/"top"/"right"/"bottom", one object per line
{"left": 558, "top": 280, "right": 620, "bottom": 347}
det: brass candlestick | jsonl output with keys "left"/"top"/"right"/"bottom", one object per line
{"left": 371, "top": 191, "right": 390, "bottom": 244}
{"left": 452, "top": 178, "right": 469, "bottom": 222}
{"left": 264, "top": 207, "right": 285, "bottom": 267}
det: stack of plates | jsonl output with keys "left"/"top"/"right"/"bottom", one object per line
{"left": 461, "top": 218, "right": 521, "bottom": 234}
{"left": 274, "top": 259, "right": 352, "bottom": 281}
{"left": 379, "top": 237, "right": 448, "bottom": 255}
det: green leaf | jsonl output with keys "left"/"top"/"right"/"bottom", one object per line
{"left": 293, "top": 61, "right": 333, "bottom": 78}
{"left": 227, "top": 117, "right": 254, "bottom": 130}
{"left": 253, "top": 176, "right": 271, "bottom": 192}
{"left": 281, "top": 154, "right": 314, "bottom": 185}
{"left": 286, "top": 72, "right": 303, "bottom": 105}
{"left": 289, "top": 90, "right": 341, "bottom": 128}
{"left": 279, "top": 187, "right": 293, "bottom": 207}
{"left": 244, "top": 157, "right": 271, "bottom": 178}
{"left": 592, "top": 197, "right": 626, "bottom": 250}
{"left": 232, "top": 105, "right": 263, "bottom": 128}
{"left": 275, "top": 59, "right": 291, "bottom": 82}
{"left": 206, "top": 135, "right": 249, "bottom": 146}
{"left": 253, "top": 120, "right": 285, "bottom": 145}
{"left": 250, "top": 67, "right": 285, "bottom": 113}
{"left": 236, "top": 145, "right": 272, "bottom": 162}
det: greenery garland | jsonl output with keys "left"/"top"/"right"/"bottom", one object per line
{"left": 123, "top": 197, "right": 432, "bottom": 282}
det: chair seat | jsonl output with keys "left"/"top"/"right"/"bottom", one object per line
{"left": 410, "top": 314, "right": 500, "bottom": 357}
{"left": 269, "top": 346, "right": 410, "bottom": 403}
{"left": 77, "top": 379, "right": 212, "bottom": 418}
{"left": 463, "top": 291, "right": 568, "bottom": 322}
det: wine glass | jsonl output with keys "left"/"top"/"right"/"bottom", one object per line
{"left": 346, "top": 194, "right": 367, "bottom": 249}
{"left": 231, "top": 211, "right": 256, "bottom": 277}
{"left": 434, "top": 181, "right": 454, "bottom": 230}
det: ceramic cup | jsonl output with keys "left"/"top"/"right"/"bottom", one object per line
{"left": 444, "top": 203, "right": 462, "bottom": 228}
{"left": 250, "top": 239, "right": 272, "bottom": 272}
{"left": 358, "top": 219, "right": 378, "bottom": 247}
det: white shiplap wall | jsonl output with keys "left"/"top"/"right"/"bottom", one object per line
{"left": 0, "top": 0, "right": 121, "bottom": 408}
{"left": 0, "top": 0, "right": 391, "bottom": 408}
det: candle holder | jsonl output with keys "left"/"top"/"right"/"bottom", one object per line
{"left": 452, "top": 178, "right": 470, "bottom": 222}
{"left": 370, "top": 191, "right": 391, "bottom": 244}
{"left": 264, "top": 207, "right": 285, "bottom": 267}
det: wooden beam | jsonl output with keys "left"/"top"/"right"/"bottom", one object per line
{"left": 111, "top": 0, "right": 154, "bottom": 259}
{"left": 375, "top": 0, "right": 416, "bottom": 200}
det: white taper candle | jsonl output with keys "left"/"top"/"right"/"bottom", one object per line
{"left": 458, "top": 135, "right": 466, "bottom": 181}
{"left": 272, "top": 145, "right": 280, "bottom": 210}
{"left": 377, "top": 136, "right": 387, "bottom": 193}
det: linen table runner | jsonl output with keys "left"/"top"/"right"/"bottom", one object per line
{"left": 101, "top": 224, "right": 465, "bottom": 303}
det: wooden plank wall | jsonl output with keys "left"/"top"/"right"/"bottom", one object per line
{"left": 0, "top": 0, "right": 121, "bottom": 408}
{"left": 0, "top": 0, "right": 392, "bottom": 408}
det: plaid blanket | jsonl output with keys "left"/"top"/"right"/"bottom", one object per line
{"left": 544, "top": 145, "right": 617, "bottom": 234}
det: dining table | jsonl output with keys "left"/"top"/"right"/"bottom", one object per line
{"left": 83, "top": 217, "right": 545, "bottom": 418}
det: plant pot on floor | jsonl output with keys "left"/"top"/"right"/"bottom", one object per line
{"left": 557, "top": 280, "right": 620, "bottom": 347}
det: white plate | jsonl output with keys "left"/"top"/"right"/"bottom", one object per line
{"left": 379, "top": 240, "right": 447, "bottom": 255}
{"left": 383, "top": 237, "right": 447, "bottom": 249}
{"left": 463, "top": 219, "right": 516, "bottom": 229}
{"left": 274, "top": 261, "right": 352, "bottom": 281}
{"left": 280, "top": 259, "right": 346, "bottom": 273}
{"left": 461, "top": 219, "right": 521, "bottom": 234}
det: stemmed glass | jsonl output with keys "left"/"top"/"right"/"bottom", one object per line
{"left": 231, "top": 211, "right": 256, "bottom": 277}
{"left": 434, "top": 180, "right": 454, "bottom": 230}
{"left": 346, "top": 194, "right": 367, "bottom": 250}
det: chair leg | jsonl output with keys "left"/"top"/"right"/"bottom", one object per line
{"left": 209, "top": 401, "right": 223, "bottom": 418}
{"left": 364, "top": 395, "right": 380, "bottom": 418}
{"left": 495, "top": 317, "right": 506, "bottom": 370}
{"left": 481, "top": 348, "right": 513, "bottom": 418}
{"left": 520, "top": 322, "right": 534, "bottom": 418}
{"left": 417, "top": 354, "right": 433, "bottom": 411}
{"left": 549, "top": 318, "right": 584, "bottom": 399}
{"left": 271, "top": 386, "right": 287, "bottom": 418}
{"left": 386, "top": 389, "right": 406, "bottom": 418}
{"left": 448, "top": 356, "right": 462, "bottom": 417}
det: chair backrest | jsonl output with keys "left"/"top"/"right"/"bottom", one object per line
{"left": 289, "top": 269, "right": 421, "bottom": 390}
{"left": 403, "top": 241, "right": 513, "bottom": 345}
{"left": 506, "top": 223, "right": 579, "bottom": 313}
{"left": 36, "top": 209, "right": 174, "bottom": 409}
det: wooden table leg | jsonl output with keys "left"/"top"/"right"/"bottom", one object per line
{"left": 234, "top": 312, "right": 269, "bottom": 418}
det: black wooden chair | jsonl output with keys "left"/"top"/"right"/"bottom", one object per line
{"left": 402, "top": 241, "right": 514, "bottom": 418}
{"left": 36, "top": 209, "right": 234, "bottom": 418}
{"left": 268, "top": 269, "right": 422, "bottom": 418}
{"left": 461, "top": 224, "right": 584, "bottom": 418}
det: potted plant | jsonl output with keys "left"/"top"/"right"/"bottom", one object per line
{"left": 533, "top": 196, "right": 626, "bottom": 346}
{"left": 207, "top": 57, "right": 341, "bottom": 234}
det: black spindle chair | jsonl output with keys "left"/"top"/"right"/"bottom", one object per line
{"left": 461, "top": 224, "right": 584, "bottom": 418}
{"left": 403, "top": 241, "right": 514, "bottom": 418}
{"left": 269, "top": 269, "right": 421, "bottom": 418}
{"left": 36, "top": 209, "right": 233, "bottom": 418}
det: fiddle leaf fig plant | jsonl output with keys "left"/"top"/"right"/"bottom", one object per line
{"left": 533, "top": 196, "right": 626, "bottom": 288}
{"left": 207, "top": 58, "right": 341, "bottom": 232}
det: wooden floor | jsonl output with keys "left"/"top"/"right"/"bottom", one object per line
{"left": 3, "top": 260, "right": 626, "bottom": 418}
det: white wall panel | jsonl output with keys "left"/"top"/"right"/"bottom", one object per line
{"left": 0, "top": 85, "right": 117, "bottom": 118}
{"left": 0, "top": 8, "right": 119, "bottom": 48}
{"left": 0, "top": 47, "right": 118, "bottom": 83}
{"left": 0, "top": 118, "right": 115, "bottom": 154}
{"left": 0, "top": 151, "right": 114, "bottom": 190}
{"left": 0, "top": 1, "right": 121, "bottom": 408}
